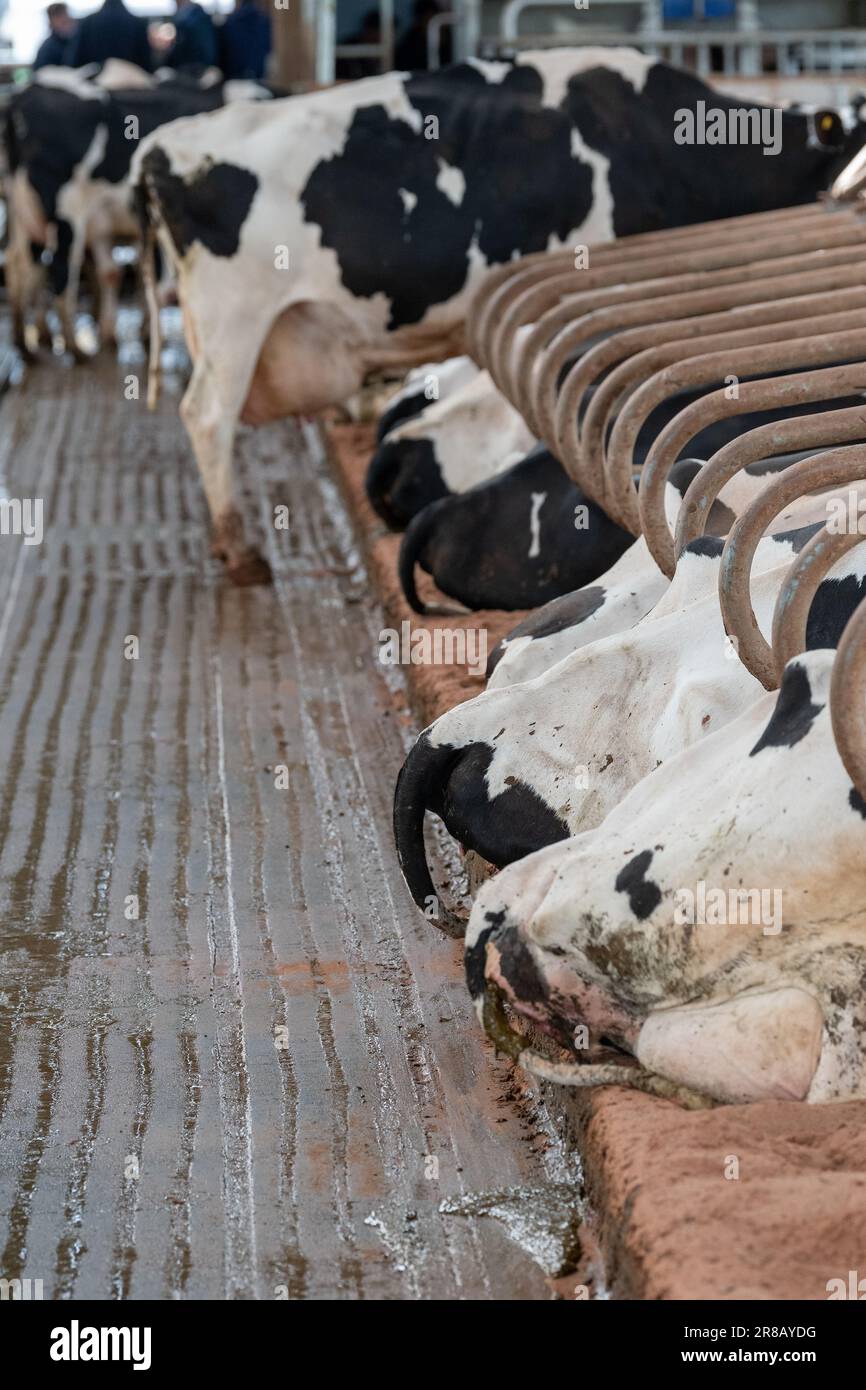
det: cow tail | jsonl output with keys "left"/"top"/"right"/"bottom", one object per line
{"left": 135, "top": 182, "right": 162, "bottom": 410}
{"left": 398, "top": 502, "right": 442, "bottom": 615}
{"left": 393, "top": 734, "right": 467, "bottom": 937}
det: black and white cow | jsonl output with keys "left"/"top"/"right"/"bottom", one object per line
{"left": 394, "top": 512, "right": 866, "bottom": 930}
{"left": 399, "top": 444, "right": 633, "bottom": 613}
{"left": 397, "top": 390, "right": 866, "bottom": 613}
{"left": 466, "top": 646, "right": 866, "bottom": 1105}
{"left": 3, "top": 67, "right": 270, "bottom": 357}
{"left": 132, "top": 48, "right": 863, "bottom": 581}
{"left": 367, "top": 366, "right": 533, "bottom": 529}
{"left": 374, "top": 354, "right": 478, "bottom": 445}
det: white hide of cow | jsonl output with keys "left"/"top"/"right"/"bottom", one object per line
{"left": 383, "top": 369, "right": 536, "bottom": 494}
{"left": 131, "top": 47, "right": 654, "bottom": 577}
{"left": 379, "top": 354, "right": 479, "bottom": 434}
{"left": 469, "top": 646, "right": 866, "bottom": 1105}
{"left": 421, "top": 511, "right": 866, "bottom": 851}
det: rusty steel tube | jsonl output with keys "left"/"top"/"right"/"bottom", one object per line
{"left": 830, "top": 596, "right": 866, "bottom": 807}
{"left": 719, "top": 446, "right": 866, "bottom": 689}
{"left": 630, "top": 342, "right": 866, "bottom": 569}
{"left": 493, "top": 235, "right": 866, "bottom": 410}
{"left": 772, "top": 524, "right": 866, "bottom": 682}
{"left": 547, "top": 279, "right": 866, "bottom": 497}
{"left": 551, "top": 260, "right": 866, "bottom": 503}
{"left": 674, "top": 401, "right": 866, "bottom": 559}
{"left": 487, "top": 218, "right": 866, "bottom": 398}
{"left": 503, "top": 216, "right": 858, "bottom": 413}
{"left": 530, "top": 281, "right": 866, "bottom": 455}
{"left": 467, "top": 202, "right": 834, "bottom": 364}
{"left": 474, "top": 201, "right": 849, "bottom": 372}
{"left": 546, "top": 245, "right": 866, "bottom": 500}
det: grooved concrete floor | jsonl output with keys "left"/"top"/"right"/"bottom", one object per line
{"left": 0, "top": 357, "right": 577, "bottom": 1301}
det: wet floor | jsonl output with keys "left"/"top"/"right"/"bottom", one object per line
{"left": 0, "top": 351, "right": 578, "bottom": 1299}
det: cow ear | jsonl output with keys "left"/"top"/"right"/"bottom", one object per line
{"left": 814, "top": 108, "right": 845, "bottom": 147}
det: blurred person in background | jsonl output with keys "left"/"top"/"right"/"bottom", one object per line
{"left": 34, "top": 3, "right": 76, "bottom": 69}
{"left": 65, "top": 0, "right": 152, "bottom": 70}
{"left": 219, "top": 0, "right": 270, "bottom": 81}
{"left": 160, "top": 0, "right": 217, "bottom": 73}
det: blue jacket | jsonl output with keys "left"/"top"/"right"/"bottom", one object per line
{"left": 34, "top": 31, "right": 73, "bottom": 69}
{"left": 166, "top": 3, "right": 218, "bottom": 73}
{"left": 65, "top": 0, "right": 152, "bottom": 72}
{"left": 220, "top": 4, "right": 271, "bottom": 81}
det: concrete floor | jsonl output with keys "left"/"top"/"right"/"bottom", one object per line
{"left": 0, "top": 353, "right": 579, "bottom": 1301}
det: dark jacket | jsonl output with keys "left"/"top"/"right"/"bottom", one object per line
{"left": 219, "top": 3, "right": 271, "bottom": 81}
{"left": 34, "top": 31, "right": 73, "bottom": 70}
{"left": 165, "top": 3, "right": 218, "bottom": 73}
{"left": 65, "top": 0, "right": 152, "bottom": 72}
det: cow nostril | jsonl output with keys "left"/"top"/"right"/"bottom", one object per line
{"left": 481, "top": 980, "right": 529, "bottom": 1061}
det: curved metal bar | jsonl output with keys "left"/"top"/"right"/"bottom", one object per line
{"left": 629, "top": 336, "right": 866, "bottom": 567}
{"left": 532, "top": 282, "right": 866, "bottom": 458}
{"left": 719, "top": 446, "right": 866, "bottom": 689}
{"left": 569, "top": 247, "right": 866, "bottom": 514}
{"left": 552, "top": 260, "right": 866, "bottom": 504}
{"left": 829, "top": 595, "right": 866, "bottom": 806}
{"left": 489, "top": 218, "right": 866, "bottom": 402}
{"left": 469, "top": 201, "right": 833, "bottom": 363}
{"left": 675, "top": 400, "right": 866, "bottom": 558}
{"left": 469, "top": 202, "right": 846, "bottom": 367}
{"left": 552, "top": 280, "right": 866, "bottom": 502}
{"left": 772, "top": 524, "right": 866, "bottom": 682}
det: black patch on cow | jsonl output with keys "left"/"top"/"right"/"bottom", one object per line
{"left": 486, "top": 586, "right": 606, "bottom": 677}
{"left": 750, "top": 662, "right": 824, "bottom": 755}
{"left": 746, "top": 451, "right": 816, "bottom": 476}
{"left": 849, "top": 787, "right": 866, "bottom": 820}
{"left": 615, "top": 849, "right": 662, "bottom": 921}
{"left": 497, "top": 931, "right": 549, "bottom": 1006}
{"left": 140, "top": 146, "right": 258, "bottom": 258}
{"left": 465, "top": 920, "right": 499, "bottom": 999}
{"left": 400, "top": 446, "right": 632, "bottom": 612}
{"left": 376, "top": 389, "right": 427, "bottom": 443}
{"left": 806, "top": 572, "right": 866, "bottom": 651}
{"left": 365, "top": 435, "right": 446, "bottom": 528}
{"left": 8, "top": 81, "right": 228, "bottom": 229}
{"left": 434, "top": 741, "right": 570, "bottom": 868}
{"left": 300, "top": 67, "right": 593, "bottom": 327}
{"left": 771, "top": 521, "right": 823, "bottom": 554}
{"left": 6, "top": 87, "right": 103, "bottom": 223}
{"left": 564, "top": 63, "right": 862, "bottom": 238}
{"left": 93, "top": 84, "right": 225, "bottom": 186}
{"left": 667, "top": 458, "right": 704, "bottom": 496}
{"left": 683, "top": 535, "right": 724, "bottom": 559}
{"left": 49, "top": 220, "right": 75, "bottom": 295}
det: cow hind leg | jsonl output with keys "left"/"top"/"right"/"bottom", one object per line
{"left": 180, "top": 357, "right": 272, "bottom": 586}
{"left": 53, "top": 223, "right": 88, "bottom": 363}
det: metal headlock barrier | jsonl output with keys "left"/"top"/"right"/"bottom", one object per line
{"left": 466, "top": 188, "right": 866, "bottom": 800}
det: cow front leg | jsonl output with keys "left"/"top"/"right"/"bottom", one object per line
{"left": 180, "top": 358, "right": 272, "bottom": 586}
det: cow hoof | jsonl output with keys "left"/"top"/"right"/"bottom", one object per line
{"left": 226, "top": 549, "right": 273, "bottom": 587}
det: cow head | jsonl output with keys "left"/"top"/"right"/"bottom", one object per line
{"left": 465, "top": 650, "right": 866, "bottom": 1106}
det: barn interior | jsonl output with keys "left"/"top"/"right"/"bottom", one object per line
{"left": 0, "top": 0, "right": 866, "bottom": 1325}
